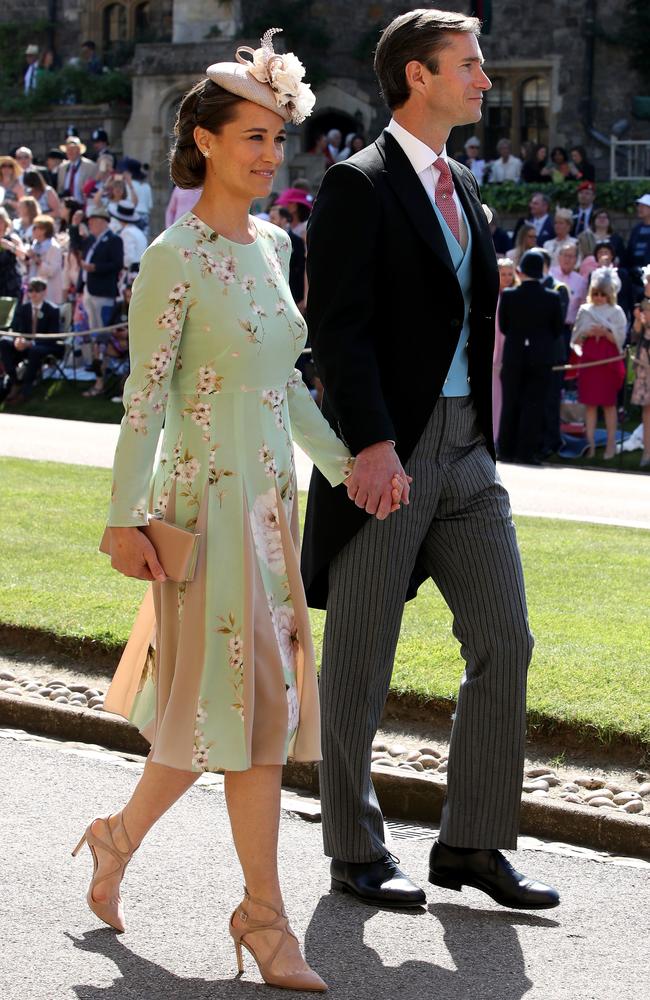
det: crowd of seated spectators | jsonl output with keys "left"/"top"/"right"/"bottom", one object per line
{"left": 0, "top": 126, "right": 153, "bottom": 405}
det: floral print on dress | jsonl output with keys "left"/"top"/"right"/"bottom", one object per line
{"left": 106, "top": 215, "right": 353, "bottom": 773}
{"left": 216, "top": 613, "right": 244, "bottom": 719}
{"left": 250, "top": 487, "right": 285, "bottom": 575}
{"left": 192, "top": 699, "right": 214, "bottom": 768}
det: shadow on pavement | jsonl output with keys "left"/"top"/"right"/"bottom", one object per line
{"left": 65, "top": 895, "right": 560, "bottom": 999}
{"left": 304, "top": 893, "right": 560, "bottom": 999}
{"left": 67, "top": 929, "right": 276, "bottom": 998}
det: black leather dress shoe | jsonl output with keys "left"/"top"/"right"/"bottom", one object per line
{"left": 331, "top": 854, "right": 426, "bottom": 908}
{"left": 428, "top": 841, "right": 560, "bottom": 910}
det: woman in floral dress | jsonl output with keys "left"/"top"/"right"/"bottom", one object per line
{"left": 72, "top": 34, "right": 402, "bottom": 992}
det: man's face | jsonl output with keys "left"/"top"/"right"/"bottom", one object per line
{"left": 66, "top": 143, "right": 81, "bottom": 162}
{"left": 497, "top": 141, "right": 511, "bottom": 160}
{"left": 558, "top": 248, "right": 577, "bottom": 273}
{"left": 529, "top": 194, "right": 547, "bottom": 218}
{"left": 637, "top": 203, "right": 650, "bottom": 224}
{"left": 327, "top": 130, "right": 342, "bottom": 149}
{"left": 466, "top": 143, "right": 479, "bottom": 160}
{"left": 578, "top": 188, "right": 595, "bottom": 207}
{"left": 88, "top": 217, "right": 108, "bottom": 238}
{"left": 421, "top": 33, "right": 491, "bottom": 128}
{"left": 28, "top": 288, "right": 46, "bottom": 307}
{"left": 596, "top": 249, "right": 613, "bottom": 266}
{"left": 15, "top": 149, "right": 32, "bottom": 169}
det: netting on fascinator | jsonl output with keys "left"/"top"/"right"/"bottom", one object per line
{"left": 235, "top": 28, "right": 316, "bottom": 125}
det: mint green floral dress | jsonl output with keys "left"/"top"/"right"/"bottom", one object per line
{"left": 104, "top": 213, "right": 352, "bottom": 773}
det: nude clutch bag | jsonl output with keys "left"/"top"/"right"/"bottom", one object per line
{"left": 99, "top": 516, "right": 201, "bottom": 583}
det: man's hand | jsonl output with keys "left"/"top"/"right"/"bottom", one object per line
{"left": 80, "top": 261, "right": 96, "bottom": 272}
{"left": 345, "top": 441, "right": 411, "bottom": 520}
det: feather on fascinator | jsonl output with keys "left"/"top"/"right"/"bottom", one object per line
{"left": 207, "top": 28, "right": 316, "bottom": 125}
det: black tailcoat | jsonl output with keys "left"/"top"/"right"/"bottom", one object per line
{"left": 301, "top": 130, "right": 499, "bottom": 609}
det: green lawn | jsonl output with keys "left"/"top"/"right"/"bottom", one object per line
{"left": 1, "top": 457, "right": 648, "bottom": 745}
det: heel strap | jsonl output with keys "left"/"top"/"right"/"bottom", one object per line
{"left": 88, "top": 814, "right": 135, "bottom": 867}
{"left": 237, "top": 888, "right": 298, "bottom": 972}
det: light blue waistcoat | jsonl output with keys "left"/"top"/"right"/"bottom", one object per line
{"left": 431, "top": 199, "right": 472, "bottom": 397}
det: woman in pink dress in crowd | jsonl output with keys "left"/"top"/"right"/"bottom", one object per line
{"left": 571, "top": 267, "right": 627, "bottom": 459}
{"left": 493, "top": 258, "right": 519, "bottom": 442}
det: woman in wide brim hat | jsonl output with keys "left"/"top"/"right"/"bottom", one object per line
{"left": 72, "top": 27, "right": 392, "bottom": 993}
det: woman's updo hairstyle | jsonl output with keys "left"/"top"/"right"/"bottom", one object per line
{"left": 170, "top": 78, "right": 246, "bottom": 189}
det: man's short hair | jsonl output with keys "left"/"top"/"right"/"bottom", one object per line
{"left": 374, "top": 8, "right": 481, "bottom": 110}
{"left": 531, "top": 191, "right": 550, "bottom": 207}
{"left": 28, "top": 277, "right": 47, "bottom": 291}
{"left": 538, "top": 248, "right": 552, "bottom": 267}
{"left": 82, "top": 40, "right": 96, "bottom": 50}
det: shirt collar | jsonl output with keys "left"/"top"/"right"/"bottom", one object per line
{"left": 386, "top": 118, "right": 447, "bottom": 175}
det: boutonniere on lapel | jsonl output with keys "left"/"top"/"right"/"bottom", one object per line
{"left": 481, "top": 204, "right": 493, "bottom": 224}
{"left": 37, "top": 310, "right": 44, "bottom": 320}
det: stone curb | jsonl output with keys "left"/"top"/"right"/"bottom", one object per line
{"left": 3, "top": 692, "right": 649, "bottom": 860}
{"left": 2, "top": 624, "right": 648, "bottom": 758}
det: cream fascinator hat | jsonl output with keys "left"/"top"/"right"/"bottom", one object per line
{"left": 207, "top": 28, "right": 316, "bottom": 125}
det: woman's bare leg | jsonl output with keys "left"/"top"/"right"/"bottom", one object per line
{"left": 90, "top": 756, "right": 198, "bottom": 903}
{"left": 226, "top": 764, "right": 315, "bottom": 977}
{"left": 584, "top": 405, "right": 597, "bottom": 456}
{"left": 603, "top": 405, "right": 617, "bottom": 458}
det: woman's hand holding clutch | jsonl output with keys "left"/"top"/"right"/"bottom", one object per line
{"left": 105, "top": 527, "right": 168, "bottom": 583}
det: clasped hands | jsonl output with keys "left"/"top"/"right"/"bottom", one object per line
{"left": 344, "top": 440, "right": 411, "bottom": 521}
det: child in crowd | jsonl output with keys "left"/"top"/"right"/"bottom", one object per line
{"left": 571, "top": 267, "right": 627, "bottom": 459}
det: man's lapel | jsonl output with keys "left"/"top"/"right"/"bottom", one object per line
{"left": 378, "top": 130, "right": 456, "bottom": 278}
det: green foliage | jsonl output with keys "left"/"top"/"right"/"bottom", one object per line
{"left": 0, "top": 19, "right": 51, "bottom": 81}
{"left": 242, "top": 0, "right": 332, "bottom": 88}
{"left": 0, "top": 64, "right": 132, "bottom": 115}
{"left": 482, "top": 180, "right": 649, "bottom": 216}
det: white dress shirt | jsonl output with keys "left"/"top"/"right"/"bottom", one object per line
{"left": 385, "top": 118, "right": 468, "bottom": 248}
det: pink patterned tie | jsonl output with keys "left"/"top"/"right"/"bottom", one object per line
{"left": 434, "top": 157, "right": 461, "bottom": 244}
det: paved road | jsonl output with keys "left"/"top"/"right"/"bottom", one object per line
{"left": 1, "top": 413, "right": 648, "bottom": 528}
{"left": 2, "top": 728, "right": 648, "bottom": 1000}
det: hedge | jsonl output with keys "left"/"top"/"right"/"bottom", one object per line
{"left": 482, "top": 180, "right": 649, "bottom": 216}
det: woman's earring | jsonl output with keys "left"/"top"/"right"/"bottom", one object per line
{"left": 202, "top": 149, "right": 210, "bottom": 158}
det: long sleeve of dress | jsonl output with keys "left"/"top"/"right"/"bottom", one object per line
{"left": 606, "top": 305, "right": 628, "bottom": 350}
{"left": 107, "top": 242, "right": 190, "bottom": 526}
{"left": 286, "top": 370, "right": 352, "bottom": 487}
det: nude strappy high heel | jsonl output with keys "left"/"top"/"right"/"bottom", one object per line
{"left": 229, "top": 888, "right": 327, "bottom": 992}
{"left": 71, "top": 813, "right": 136, "bottom": 933}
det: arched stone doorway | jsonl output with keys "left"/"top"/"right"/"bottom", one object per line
{"left": 306, "top": 109, "right": 360, "bottom": 151}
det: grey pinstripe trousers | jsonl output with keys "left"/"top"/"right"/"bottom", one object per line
{"left": 319, "top": 396, "right": 533, "bottom": 861}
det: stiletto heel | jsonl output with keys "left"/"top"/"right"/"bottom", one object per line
{"left": 72, "top": 814, "right": 137, "bottom": 933}
{"left": 229, "top": 887, "right": 327, "bottom": 992}
{"left": 234, "top": 938, "right": 244, "bottom": 974}
{"left": 71, "top": 832, "right": 88, "bottom": 857}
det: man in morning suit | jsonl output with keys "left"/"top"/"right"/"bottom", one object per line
{"left": 302, "top": 9, "right": 559, "bottom": 910}
{"left": 0, "top": 277, "right": 61, "bottom": 404}
{"left": 498, "top": 250, "right": 564, "bottom": 465}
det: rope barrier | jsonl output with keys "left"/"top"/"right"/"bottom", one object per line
{"left": 1, "top": 322, "right": 126, "bottom": 342}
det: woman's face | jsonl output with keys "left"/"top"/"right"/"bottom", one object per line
{"left": 596, "top": 248, "right": 613, "bottom": 266}
{"left": 196, "top": 102, "right": 286, "bottom": 203}
{"left": 499, "top": 265, "right": 515, "bottom": 289}
{"left": 552, "top": 149, "right": 565, "bottom": 165}
{"left": 594, "top": 211, "right": 609, "bottom": 231}
{"left": 351, "top": 136, "right": 364, "bottom": 153}
{"left": 555, "top": 217, "right": 571, "bottom": 239}
{"left": 536, "top": 145, "right": 548, "bottom": 162}
{"left": 570, "top": 149, "right": 582, "bottom": 164}
{"left": 18, "top": 205, "right": 30, "bottom": 224}
{"left": 0, "top": 217, "right": 7, "bottom": 237}
{"left": 1, "top": 166, "right": 12, "bottom": 183}
{"left": 33, "top": 225, "right": 46, "bottom": 242}
{"left": 525, "top": 228, "right": 537, "bottom": 248}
